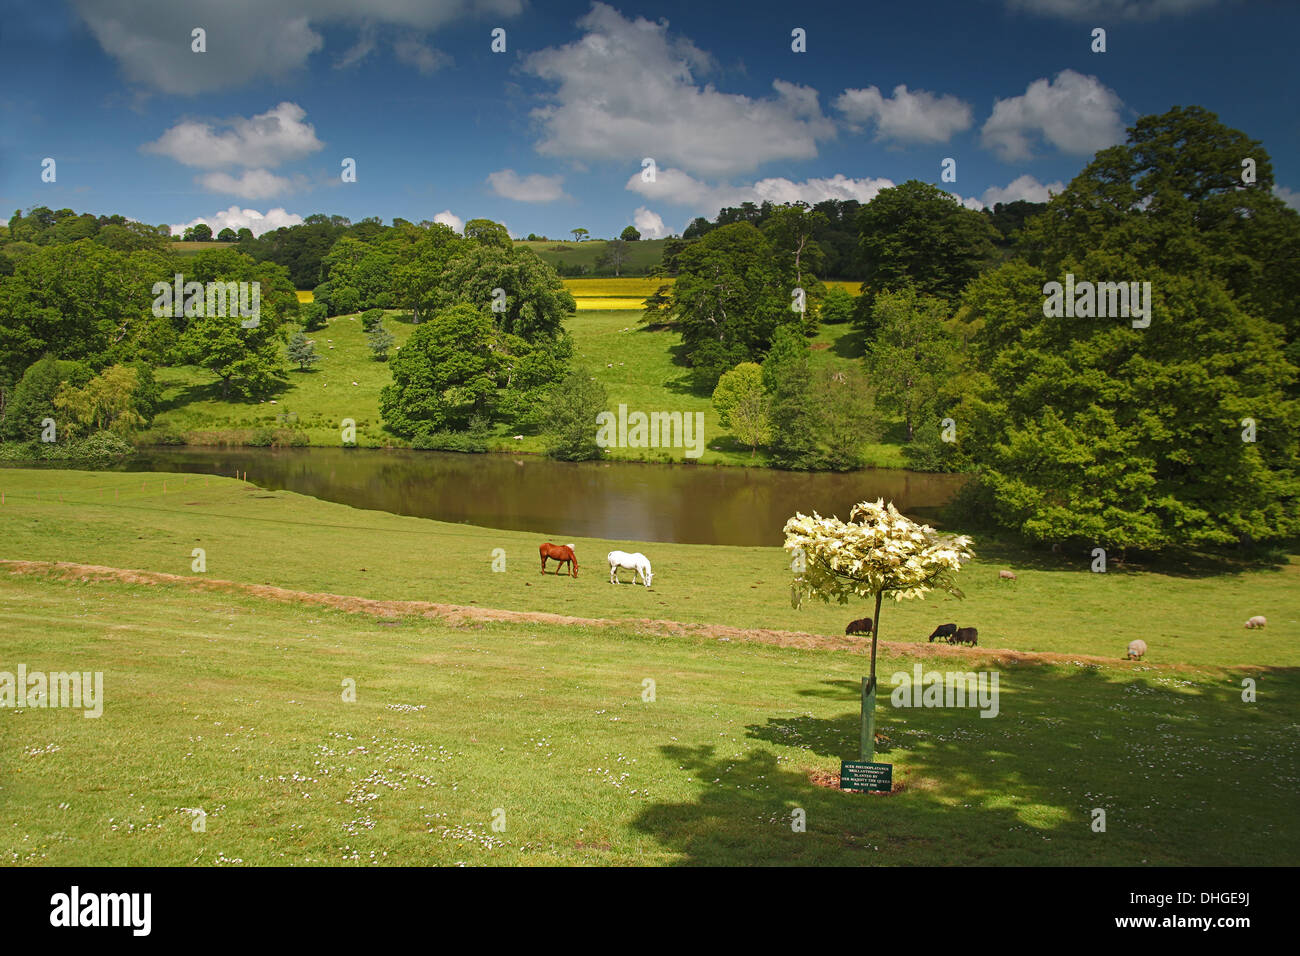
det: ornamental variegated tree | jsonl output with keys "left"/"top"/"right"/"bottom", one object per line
{"left": 783, "top": 499, "right": 974, "bottom": 760}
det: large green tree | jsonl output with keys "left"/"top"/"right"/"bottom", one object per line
{"left": 959, "top": 254, "right": 1300, "bottom": 551}
{"left": 379, "top": 304, "right": 499, "bottom": 436}
{"left": 666, "top": 222, "right": 798, "bottom": 390}
{"left": 855, "top": 180, "right": 1000, "bottom": 307}
{"left": 864, "top": 288, "right": 958, "bottom": 442}
{"left": 433, "top": 245, "right": 575, "bottom": 343}
{"left": 1019, "top": 105, "right": 1300, "bottom": 362}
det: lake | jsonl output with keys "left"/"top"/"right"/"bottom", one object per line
{"left": 104, "top": 447, "right": 964, "bottom": 547}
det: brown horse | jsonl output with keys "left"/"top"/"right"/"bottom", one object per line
{"left": 540, "top": 542, "right": 578, "bottom": 577}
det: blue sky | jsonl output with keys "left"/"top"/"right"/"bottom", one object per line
{"left": 1, "top": 0, "right": 1296, "bottom": 239}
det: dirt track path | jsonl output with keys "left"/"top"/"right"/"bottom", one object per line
{"left": 2, "top": 558, "right": 1164, "bottom": 670}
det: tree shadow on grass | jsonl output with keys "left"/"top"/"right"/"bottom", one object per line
{"left": 828, "top": 326, "right": 868, "bottom": 359}
{"left": 153, "top": 379, "right": 225, "bottom": 414}
{"left": 629, "top": 662, "right": 1300, "bottom": 865}
{"left": 971, "top": 536, "right": 1290, "bottom": 579}
{"left": 662, "top": 338, "right": 703, "bottom": 396}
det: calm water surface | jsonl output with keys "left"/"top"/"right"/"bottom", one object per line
{"left": 111, "top": 447, "right": 965, "bottom": 547}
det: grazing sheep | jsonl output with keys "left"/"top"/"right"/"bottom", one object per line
{"left": 952, "top": 627, "right": 978, "bottom": 646}
{"left": 845, "top": 618, "right": 874, "bottom": 636}
{"left": 998, "top": 570, "right": 1017, "bottom": 583}
{"left": 1126, "top": 639, "right": 1148, "bottom": 660}
{"left": 928, "top": 623, "right": 957, "bottom": 643}
{"left": 1245, "top": 616, "right": 1267, "bottom": 629}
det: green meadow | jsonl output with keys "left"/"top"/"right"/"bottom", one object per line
{"left": 0, "top": 469, "right": 1294, "bottom": 666}
{"left": 150, "top": 301, "right": 903, "bottom": 467}
{"left": 1, "top": 469, "right": 1296, "bottom": 866}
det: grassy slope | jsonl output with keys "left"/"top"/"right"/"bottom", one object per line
{"left": 517, "top": 239, "right": 666, "bottom": 275}
{"left": 151, "top": 302, "right": 902, "bottom": 467}
{"left": 0, "top": 469, "right": 1294, "bottom": 668}
{"left": 1, "top": 473, "right": 1296, "bottom": 866}
{"left": 169, "top": 241, "right": 236, "bottom": 256}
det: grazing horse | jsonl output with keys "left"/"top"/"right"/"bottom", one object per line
{"left": 608, "top": 550, "right": 653, "bottom": 588}
{"left": 539, "top": 542, "right": 578, "bottom": 577}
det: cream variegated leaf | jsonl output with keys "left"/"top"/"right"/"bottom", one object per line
{"left": 784, "top": 498, "right": 973, "bottom": 609}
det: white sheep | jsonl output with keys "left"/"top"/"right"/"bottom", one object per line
{"left": 1126, "top": 639, "right": 1147, "bottom": 661}
{"left": 1245, "top": 615, "right": 1267, "bottom": 629}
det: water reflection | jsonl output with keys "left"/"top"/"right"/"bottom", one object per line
{"left": 119, "top": 447, "right": 964, "bottom": 547}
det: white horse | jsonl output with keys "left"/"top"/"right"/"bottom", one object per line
{"left": 608, "top": 550, "right": 654, "bottom": 588}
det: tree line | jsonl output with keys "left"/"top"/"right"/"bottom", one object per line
{"left": 660, "top": 107, "right": 1299, "bottom": 552}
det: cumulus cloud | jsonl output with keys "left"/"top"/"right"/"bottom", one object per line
{"left": 487, "top": 169, "right": 568, "bottom": 202}
{"left": 1005, "top": 0, "right": 1219, "bottom": 19}
{"left": 835, "top": 85, "right": 973, "bottom": 144}
{"left": 632, "top": 207, "right": 669, "bottom": 239}
{"left": 628, "top": 167, "right": 895, "bottom": 215}
{"left": 71, "top": 0, "right": 523, "bottom": 94}
{"left": 170, "top": 206, "right": 304, "bottom": 237}
{"left": 143, "top": 102, "right": 323, "bottom": 169}
{"left": 976, "top": 174, "right": 1065, "bottom": 207}
{"left": 522, "top": 3, "right": 835, "bottom": 176}
{"left": 1274, "top": 185, "right": 1300, "bottom": 212}
{"left": 981, "top": 70, "right": 1125, "bottom": 161}
{"left": 196, "top": 169, "right": 299, "bottom": 200}
{"left": 433, "top": 210, "right": 464, "bottom": 233}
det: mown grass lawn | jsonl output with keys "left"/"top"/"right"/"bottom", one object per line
{"left": 2, "top": 561, "right": 1295, "bottom": 866}
{"left": 0, "top": 470, "right": 1295, "bottom": 669}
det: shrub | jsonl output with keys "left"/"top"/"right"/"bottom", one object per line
{"left": 411, "top": 430, "right": 489, "bottom": 453}
{"left": 360, "top": 308, "right": 385, "bottom": 332}
{"left": 301, "top": 302, "right": 328, "bottom": 332}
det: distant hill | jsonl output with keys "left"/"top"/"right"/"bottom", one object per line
{"left": 515, "top": 238, "right": 666, "bottom": 277}
{"left": 169, "top": 240, "right": 236, "bottom": 256}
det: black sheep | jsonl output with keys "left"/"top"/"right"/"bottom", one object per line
{"left": 928, "top": 623, "right": 957, "bottom": 643}
{"left": 952, "top": 627, "right": 978, "bottom": 646}
{"left": 845, "top": 618, "right": 874, "bottom": 636}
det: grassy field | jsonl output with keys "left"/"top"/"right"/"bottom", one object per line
{"left": 1, "top": 469, "right": 1296, "bottom": 866}
{"left": 0, "top": 469, "right": 1294, "bottom": 667}
{"left": 517, "top": 238, "right": 667, "bottom": 276}
{"left": 561, "top": 277, "right": 862, "bottom": 310}
{"left": 150, "top": 306, "right": 900, "bottom": 466}
{"left": 169, "top": 241, "right": 236, "bottom": 256}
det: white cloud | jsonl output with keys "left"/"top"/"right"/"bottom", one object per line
{"left": 486, "top": 169, "right": 568, "bottom": 202}
{"left": 628, "top": 167, "right": 896, "bottom": 215}
{"left": 196, "top": 168, "right": 298, "bottom": 200}
{"left": 835, "top": 85, "right": 973, "bottom": 144}
{"left": 976, "top": 174, "right": 1065, "bottom": 208}
{"left": 1005, "top": 0, "right": 1219, "bottom": 19}
{"left": 981, "top": 70, "right": 1125, "bottom": 162}
{"left": 632, "top": 207, "right": 669, "bottom": 239}
{"left": 71, "top": 0, "right": 524, "bottom": 94}
{"left": 393, "top": 37, "right": 452, "bottom": 74}
{"left": 433, "top": 210, "right": 464, "bottom": 233}
{"left": 946, "top": 175, "right": 1065, "bottom": 211}
{"left": 522, "top": 3, "right": 836, "bottom": 176}
{"left": 170, "top": 206, "right": 304, "bottom": 238}
{"left": 1274, "top": 185, "right": 1300, "bottom": 212}
{"left": 144, "top": 102, "right": 323, "bottom": 169}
